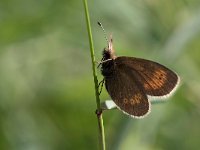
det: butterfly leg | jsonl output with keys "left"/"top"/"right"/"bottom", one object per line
{"left": 97, "top": 59, "right": 113, "bottom": 68}
{"left": 98, "top": 78, "right": 105, "bottom": 95}
{"left": 97, "top": 57, "right": 104, "bottom": 68}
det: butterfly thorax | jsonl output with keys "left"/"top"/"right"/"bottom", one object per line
{"left": 101, "top": 49, "right": 117, "bottom": 77}
{"left": 101, "top": 36, "right": 117, "bottom": 77}
{"left": 101, "top": 60, "right": 115, "bottom": 77}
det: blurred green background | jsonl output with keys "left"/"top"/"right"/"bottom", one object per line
{"left": 0, "top": 0, "right": 200, "bottom": 150}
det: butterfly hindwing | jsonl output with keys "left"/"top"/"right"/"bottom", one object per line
{"left": 115, "top": 57, "right": 179, "bottom": 98}
{"left": 105, "top": 62, "right": 150, "bottom": 118}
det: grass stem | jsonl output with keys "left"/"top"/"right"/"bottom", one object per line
{"left": 83, "top": 0, "right": 106, "bottom": 149}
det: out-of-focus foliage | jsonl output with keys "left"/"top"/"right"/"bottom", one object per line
{"left": 0, "top": 0, "right": 200, "bottom": 150}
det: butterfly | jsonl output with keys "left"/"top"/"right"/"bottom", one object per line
{"left": 100, "top": 35, "right": 180, "bottom": 118}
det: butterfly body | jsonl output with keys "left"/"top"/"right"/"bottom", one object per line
{"left": 101, "top": 37, "right": 180, "bottom": 118}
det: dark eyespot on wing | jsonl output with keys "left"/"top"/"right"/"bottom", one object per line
{"left": 105, "top": 66, "right": 150, "bottom": 117}
{"left": 115, "top": 57, "right": 179, "bottom": 97}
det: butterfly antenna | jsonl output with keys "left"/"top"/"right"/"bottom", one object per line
{"left": 97, "top": 22, "right": 109, "bottom": 46}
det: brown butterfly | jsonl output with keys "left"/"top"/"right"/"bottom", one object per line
{"left": 100, "top": 34, "right": 180, "bottom": 118}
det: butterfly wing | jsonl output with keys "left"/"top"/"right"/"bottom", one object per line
{"left": 115, "top": 56, "right": 180, "bottom": 98}
{"left": 105, "top": 62, "right": 150, "bottom": 118}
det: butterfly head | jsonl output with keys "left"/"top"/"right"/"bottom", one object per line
{"left": 102, "top": 35, "right": 117, "bottom": 61}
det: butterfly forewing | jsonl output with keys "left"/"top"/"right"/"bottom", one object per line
{"left": 105, "top": 62, "right": 150, "bottom": 118}
{"left": 115, "top": 57, "right": 179, "bottom": 97}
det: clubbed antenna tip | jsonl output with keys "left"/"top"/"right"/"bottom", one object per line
{"left": 97, "top": 21, "right": 102, "bottom": 27}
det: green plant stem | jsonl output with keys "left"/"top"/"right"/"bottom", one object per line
{"left": 83, "top": 0, "right": 106, "bottom": 150}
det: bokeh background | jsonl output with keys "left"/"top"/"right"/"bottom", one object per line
{"left": 0, "top": 0, "right": 200, "bottom": 150}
